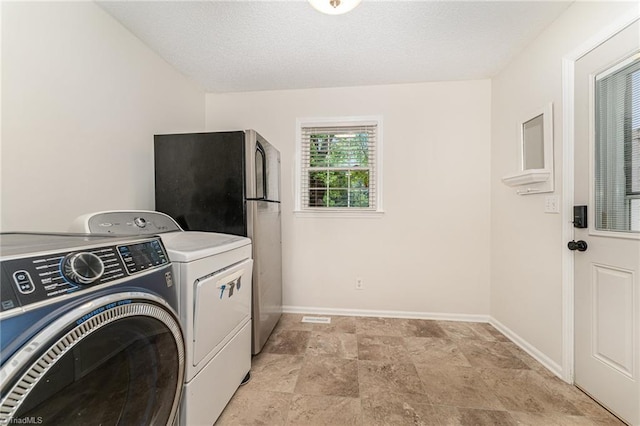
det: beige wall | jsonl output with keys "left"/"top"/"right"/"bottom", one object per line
{"left": 490, "top": 1, "right": 638, "bottom": 370}
{"left": 1, "top": 2, "right": 205, "bottom": 232}
{"left": 207, "top": 81, "right": 492, "bottom": 317}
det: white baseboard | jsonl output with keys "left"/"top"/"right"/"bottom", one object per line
{"left": 489, "top": 317, "right": 564, "bottom": 380}
{"left": 282, "top": 305, "right": 564, "bottom": 380}
{"left": 282, "top": 305, "right": 489, "bottom": 323}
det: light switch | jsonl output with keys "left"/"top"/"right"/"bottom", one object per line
{"left": 544, "top": 195, "right": 560, "bottom": 214}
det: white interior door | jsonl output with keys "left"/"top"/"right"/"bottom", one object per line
{"left": 574, "top": 20, "right": 640, "bottom": 425}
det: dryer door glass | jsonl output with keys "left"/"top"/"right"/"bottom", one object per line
{"left": 1, "top": 302, "right": 184, "bottom": 426}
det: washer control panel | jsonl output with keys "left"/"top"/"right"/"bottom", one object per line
{"left": 0, "top": 237, "right": 169, "bottom": 311}
{"left": 117, "top": 239, "right": 168, "bottom": 274}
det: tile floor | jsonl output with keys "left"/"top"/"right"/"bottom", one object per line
{"left": 215, "top": 314, "right": 624, "bottom": 425}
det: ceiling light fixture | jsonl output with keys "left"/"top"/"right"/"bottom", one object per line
{"left": 308, "top": 0, "right": 362, "bottom": 15}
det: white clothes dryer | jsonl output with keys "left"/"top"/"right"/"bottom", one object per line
{"left": 71, "top": 211, "right": 252, "bottom": 426}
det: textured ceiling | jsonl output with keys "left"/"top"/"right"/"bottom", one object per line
{"left": 98, "top": 1, "right": 572, "bottom": 93}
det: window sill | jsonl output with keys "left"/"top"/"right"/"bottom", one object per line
{"left": 293, "top": 209, "right": 385, "bottom": 219}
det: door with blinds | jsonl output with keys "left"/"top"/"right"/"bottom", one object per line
{"left": 573, "top": 20, "right": 640, "bottom": 425}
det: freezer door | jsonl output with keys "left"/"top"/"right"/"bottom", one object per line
{"left": 245, "top": 130, "right": 280, "bottom": 202}
{"left": 248, "top": 199, "right": 282, "bottom": 354}
{"left": 154, "top": 132, "right": 247, "bottom": 236}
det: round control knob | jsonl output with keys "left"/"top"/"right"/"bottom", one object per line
{"left": 62, "top": 252, "right": 104, "bottom": 285}
{"left": 133, "top": 217, "right": 147, "bottom": 228}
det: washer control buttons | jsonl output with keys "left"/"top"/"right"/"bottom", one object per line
{"left": 13, "top": 270, "right": 35, "bottom": 294}
{"left": 62, "top": 252, "right": 105, "bottom": 285}
{"left": 133, "top": 217, "right": 147, "bottom": 228}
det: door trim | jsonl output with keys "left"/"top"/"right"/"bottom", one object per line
{"left": 561, "top": 6, "right": 640, "bottom": 384}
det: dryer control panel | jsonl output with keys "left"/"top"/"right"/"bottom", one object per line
{"left": 0, "top": 237, "right": 169, "bottom": 312}
{"left": 71, "top": 210, "right": 182, "bottom": 235}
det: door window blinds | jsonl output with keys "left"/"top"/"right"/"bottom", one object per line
{"left": 300, "top": 125, "right": 377, "bottom": 210}
{"left": 595, "top": 55, "right": 640, "bottom": 232}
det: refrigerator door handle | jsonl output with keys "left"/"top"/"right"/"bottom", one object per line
{"left": 255, "top": 144, "right": 267, "bottom": 200}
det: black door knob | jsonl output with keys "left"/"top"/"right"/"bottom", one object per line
{"left": 567, "top": 240, "right": 588, "bottom": 252}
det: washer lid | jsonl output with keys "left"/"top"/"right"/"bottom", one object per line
{"left": 159, "top": 232, "right": 250, "bottom": 262}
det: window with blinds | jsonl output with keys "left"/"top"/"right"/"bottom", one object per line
{"left": 595, "top": 55, "right": 640, "bottom": 232}
{"left": 298, "top": 120, "right": 380, "bottom": 211}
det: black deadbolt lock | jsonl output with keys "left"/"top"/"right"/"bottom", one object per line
{"left": 573, "top": 205, "right": 587, "bottom": 228}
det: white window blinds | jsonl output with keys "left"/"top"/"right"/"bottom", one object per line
{"left": 595, "top": 56, "right": 640, "bottom": 232}
{"left": 300, "top": 124, "right": 378, "bottom": 210}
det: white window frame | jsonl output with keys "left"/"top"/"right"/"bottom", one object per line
{"left": 295, "top": 116, "right": 384, "bottom": 217}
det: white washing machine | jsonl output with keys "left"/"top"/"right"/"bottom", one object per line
{"left": 71, "top": 211, "right": 252, "bottom": 426}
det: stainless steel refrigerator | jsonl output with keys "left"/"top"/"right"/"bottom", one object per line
{"left": 154, "top": 130, "right": 282, "bottom": 354}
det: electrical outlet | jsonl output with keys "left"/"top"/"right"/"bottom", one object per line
{"left": 544, "top": 195, "right": 560, "bottom": 214}
{"left": 355, "top": 277, "right": 364, "bottom": 290}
